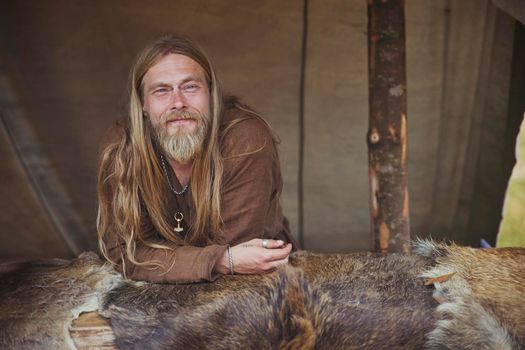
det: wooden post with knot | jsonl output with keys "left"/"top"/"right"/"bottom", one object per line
{"left": 367, "top": 0, "right": 410, "bottom": 254}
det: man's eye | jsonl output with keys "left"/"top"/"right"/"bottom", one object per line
{"left": 153, "top": 88, "right": 169, "bottom": 94}
{"left": 183, "top": 84, "right": 199, "bottom": 92}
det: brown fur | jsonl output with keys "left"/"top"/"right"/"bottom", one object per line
{"left": 102, "top": 251, "right": 436, "bottom": 349}
{"left": 0, "top": 241, "right": 524, "bottom": 349}
{"left": 415, "top": 240, "right": 525, "bottom": 349}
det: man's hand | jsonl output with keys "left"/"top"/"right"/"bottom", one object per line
{"left": 214, "top": 239, "right": 292, "bottom": 275}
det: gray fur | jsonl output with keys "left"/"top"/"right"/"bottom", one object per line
{"left": 0, "top": 252, "right": 122, "bottom": 349}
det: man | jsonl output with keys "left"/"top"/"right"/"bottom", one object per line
{"left": 97, "top": 35, "right": 298, "bottom": 283}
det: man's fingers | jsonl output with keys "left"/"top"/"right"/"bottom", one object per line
{"left": 264, "top": 243, "right": 292, "bottom": 261}
{"left": 242, "top": 239, "right": 290, "bottom": 250}
{"left": 260, "top": 239, "right": 285, "bottom": 249}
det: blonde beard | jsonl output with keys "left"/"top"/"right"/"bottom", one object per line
{"left": 154, "top": 111, "right": 208, "bottom": 163}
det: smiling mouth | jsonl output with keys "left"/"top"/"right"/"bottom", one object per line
{"left": 166, "top": 118, "right": 195, "bottom": 125}
{"left": 163, "top": 111, "right": 200, "bottom": 126}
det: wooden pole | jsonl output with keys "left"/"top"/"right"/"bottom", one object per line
{"left": 367, "top": 0, "right": 410, "bottom": 253}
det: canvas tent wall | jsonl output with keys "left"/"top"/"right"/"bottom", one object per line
{"left": 0, "top": 0, "right": 524, "bottom": 259}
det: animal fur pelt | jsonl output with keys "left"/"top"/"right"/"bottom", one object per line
{"left": 100, "top": 241, "right": 525, "bottom": 350}
{"left": 102, "top": 250, "right": 437, "bottom": 350}
{"left": 0, "top": 241, "right": 524, "bottom": 349}
{"left": 0, "top": 252, "right": 121, "bottom": 349}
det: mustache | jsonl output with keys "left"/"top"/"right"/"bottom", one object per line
{"left": 161, "top": 110, "right": 201, "bottom": 124}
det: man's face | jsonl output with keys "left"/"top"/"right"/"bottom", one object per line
{"left": 142, "top": 53, "right": 211, "bottom": 162}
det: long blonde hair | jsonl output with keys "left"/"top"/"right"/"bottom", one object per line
{"left": 97, "top": 35, "right": 224, "bottom": 270}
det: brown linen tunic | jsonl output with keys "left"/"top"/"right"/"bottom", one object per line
{"left": 100, "top": 105, "right": 298, "bottom": 283}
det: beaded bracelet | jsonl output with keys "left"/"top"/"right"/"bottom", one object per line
{"left": 227, "top": 245, "right": 234, "bottom": 275}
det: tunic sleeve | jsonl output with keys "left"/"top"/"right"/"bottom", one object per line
{"left": 219, "top": 116, "right": 283, "bottom": 244}
{"left": 103, "top": 231, "right": 228, "bottom": 283}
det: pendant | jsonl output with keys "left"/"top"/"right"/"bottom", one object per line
{"left": 174, "top": 212, "right": 184, "bottom": 233}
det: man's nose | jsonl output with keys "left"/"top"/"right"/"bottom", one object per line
{"left": 170, "top": 90, "right": 186, "bottom": 110}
